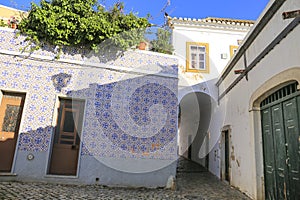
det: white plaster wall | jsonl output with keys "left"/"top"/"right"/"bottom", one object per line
{"left": 207, "top": 98, "right": 227, "bottom": 177}
{"left": 173, "top": 26, "right": 250, "bottom": 86}
{"left": 174, "top": 22, "right": 251, "bottom": 175}
{"left": 179, "top": 92, "right": 213, "bottom": 168}
{"left": 217, "top": 0, "right": 300, "bottom": 199}
{"left": 178, "top": 92, "right": 200, "bottom": 157}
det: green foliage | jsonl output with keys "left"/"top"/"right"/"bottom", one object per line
{"left": 18, "top": 0, "right": 150, "bottom": 55}
{"left": 0, "top": 19, "right": 7, "bottom": 27}
{"left": 150, "top": 28, "right": 174, "bottom": 55}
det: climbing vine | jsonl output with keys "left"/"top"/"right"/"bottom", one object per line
{"left": 18, "top": 0, "right": 151, "bottom": 54}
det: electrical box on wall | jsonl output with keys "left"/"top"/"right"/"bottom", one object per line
{"left": 221, "top": 53, "right": 228, "bottom": 59}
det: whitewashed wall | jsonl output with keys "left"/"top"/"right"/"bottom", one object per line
{"left": 218, "top": 0, "right": 300, "bottom": 199}
{"left": 173, "top": 22, "right": 251, "bottom": 87}
{"left": 171, "top": 18, "right": 252, "bottom": 177}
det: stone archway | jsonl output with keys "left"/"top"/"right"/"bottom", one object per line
{"left": 249, "top": 67, "right": 300, "bottom": 200}
{"left": 178, "top": 92, "right": 213, "bottom": 169}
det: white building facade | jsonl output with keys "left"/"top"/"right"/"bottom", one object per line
{"left": 217, "top": 0, "right": 300, "bottom": 199}
{"left": 170, "top": 0, "right": 300, "bottom": 199}
{"left": 168, "top": 17, "right": 254, "bottom": 176}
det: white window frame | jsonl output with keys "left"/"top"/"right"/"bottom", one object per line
{"left": 186, "top": 42, "right": 209, "bottom": 73}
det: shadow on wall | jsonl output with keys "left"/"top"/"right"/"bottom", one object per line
{"left": 15, "top": 68, "right": 178, "bottom": 175}
{"left": 17, "top": 38, "right": 127, "bottom": 63}
{"left": 178, "top": 91, "right": 213, "bottom": 167}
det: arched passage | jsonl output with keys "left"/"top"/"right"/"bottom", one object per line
{"left": 178, "top": 92, "right": 213, "bottom": 169}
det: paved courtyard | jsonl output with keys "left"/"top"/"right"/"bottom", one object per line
{"left": 0, "top": 158, "right": 250, "bottom": 200}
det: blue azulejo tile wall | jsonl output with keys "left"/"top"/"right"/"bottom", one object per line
{"left": 0, "top": 28, "right": 178, "bottom": 185}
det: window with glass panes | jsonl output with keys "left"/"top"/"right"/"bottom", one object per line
{"left": 230, "top": 45, "right": 238, "bottom": 58}
{"left": 186, "top": 42, "right": 209, "bottom": 73}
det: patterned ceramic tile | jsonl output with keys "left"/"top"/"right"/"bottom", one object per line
{"left": 0, "top": 30, "right": 178, "bottom": 75}
{"left": 0, "top": 29, "right": 178, "bottom": 160}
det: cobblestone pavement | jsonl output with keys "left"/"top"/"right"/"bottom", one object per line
{"left": 0, "top": 158, "right": 250, "bottom": 200}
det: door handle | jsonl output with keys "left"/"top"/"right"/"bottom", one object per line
{"left": 285, "top": 157, "right": 289, "bottom": 165}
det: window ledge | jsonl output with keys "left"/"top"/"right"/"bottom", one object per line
{"left": 186, "top": 69, "right": 210, "bottom": 73}
{"left": 0, "top": 173, "right": 17, "bottom": 176}
{"left": 44, "top": 174, "right": 78, "bottom": 179}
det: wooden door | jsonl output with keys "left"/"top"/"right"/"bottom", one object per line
{"left": 224, "top": 130, "right": 230, "bottom": 182}
{"left": 261, "top": 107, "right": 277, "bottom": 199}
{"left": 283, "top": 98, "right": 300, "bottom": 199}
{"left": 188, "top": 135, "right": 192, "bottom": 159}
{"left": 271, "top": 104, "right": 289, "bottom": 200}
{"left": 0, "top": 92, "right": 25, "bottom": 172}
{"left": 220, "top": 130, "right": 231, "bottom": 182}
{"left": 261, "top": 82, "right": 300, "bottom": 200}
{"left": 49, "top": 99, "right": 84, "bottom": 176}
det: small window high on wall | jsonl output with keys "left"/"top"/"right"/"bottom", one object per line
{"left": 230, "top": 45, "right": 238, "bottom": 58}
{"left": 186, "top": 42, "right": 209, "bottom": 73}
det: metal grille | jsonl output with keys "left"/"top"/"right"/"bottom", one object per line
{"left": 260, "top": 82, "right": 298, "bottom": 107}
{"left": 2, "top": 105, "right": 20, "bottom": 132}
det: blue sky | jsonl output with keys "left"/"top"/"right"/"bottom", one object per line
{"left": 0, "top": 0, "right": 270, "bottom": 26}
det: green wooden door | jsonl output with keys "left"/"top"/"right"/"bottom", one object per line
{"left": 261, "top": 108, "right": 277, "bottom": 199}
{"left": 261, "top": 82, "right": 300, "bottom": 200}
{"left": 283, "top": 98, "right": 300, "bottom": 199}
